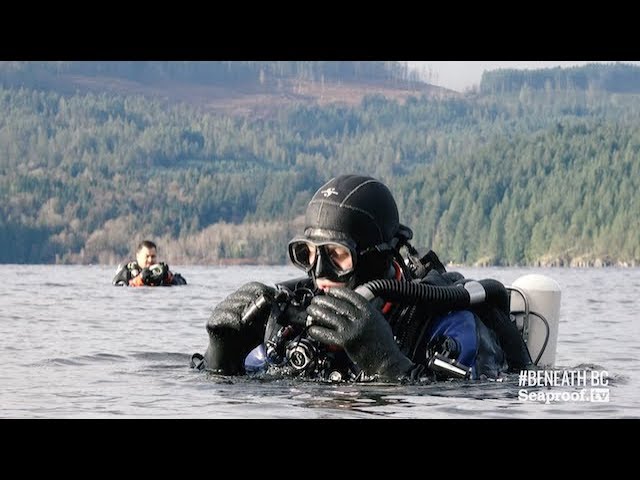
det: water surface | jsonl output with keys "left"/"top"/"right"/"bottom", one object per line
{"left": 0, "top": 265, "right": 637, "bottom": 418}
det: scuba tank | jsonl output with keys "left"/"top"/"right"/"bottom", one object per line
{"left": 508, "top": 274, "right": 561, "bottom": 368}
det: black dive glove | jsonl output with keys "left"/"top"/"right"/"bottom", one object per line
{"left": 203, "top": 282, "right": 275, "bottom": 375}
{"left": 305, "top": 287, "right": 414, "bottom": 381}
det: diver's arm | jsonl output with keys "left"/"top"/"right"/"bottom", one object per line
{"left": 112, "top": 263, "right": 132, "bottom": 286}
{"left": 170, "top": 272, "right": 187, "bottom": 285}
{"left": 201, "top": 282, "right": 275, "bottom": 374}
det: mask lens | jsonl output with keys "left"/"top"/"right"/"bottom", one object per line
{"left": 324, "top": 244, "right": 353, "bottom": 274}
{"left": 289, "top": 238, "right": 357, "bottom": 279}
{"left": 290, "top": 241, "right": 316, "bottom": 270}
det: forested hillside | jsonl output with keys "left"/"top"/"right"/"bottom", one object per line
{"left": 1, "top": 62, "right": 638, "bottom": 266}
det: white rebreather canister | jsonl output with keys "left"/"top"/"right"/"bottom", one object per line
{"left": 509, "top": 274, "right": 561, "bottom": 367}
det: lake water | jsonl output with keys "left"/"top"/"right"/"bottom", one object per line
{"left": 0, "top": 265, "right": 637, "bottom": 418}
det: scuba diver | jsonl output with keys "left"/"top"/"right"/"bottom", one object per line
{"left": 113, "top": 240, "right": 187, "bottom": 287}
{"left": 191, "top": 175, "right": 534, "bottom": 382}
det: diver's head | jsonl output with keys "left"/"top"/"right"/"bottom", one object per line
{"left": 136, "top": 240, "right": 158, "bottom": 268}
{"left": 288, "top": 175, "right": 411, "bottom": 290}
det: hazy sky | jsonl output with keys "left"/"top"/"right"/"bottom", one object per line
{"left": 407, "top": 61, "right": 640, "bottom": 92}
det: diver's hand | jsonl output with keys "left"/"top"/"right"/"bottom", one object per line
{"left": 203, "top": 282, "right": 275, "bottom": 374}
{"left": 305, "top": 287, "right": 414, "bottom": 381}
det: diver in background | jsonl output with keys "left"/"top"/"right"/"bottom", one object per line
{"left": 192, "top": 175, "right": 533, "bottom": 382}
{"left": 112, "top": 239, "right": 187, "bottom": 287}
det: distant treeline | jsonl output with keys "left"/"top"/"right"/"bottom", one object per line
{"left": 1, "top": 62, "right": 639, "bottom": 266}
{"left": 480, "top": 62, "right": 640, "bottom": 94}
{"left": 0, "top": 61, "right": 421, "bottom": 90}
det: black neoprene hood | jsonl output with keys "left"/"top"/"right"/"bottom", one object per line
{"left": 302, "top": 175, "right": 400, "bottom": 251}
